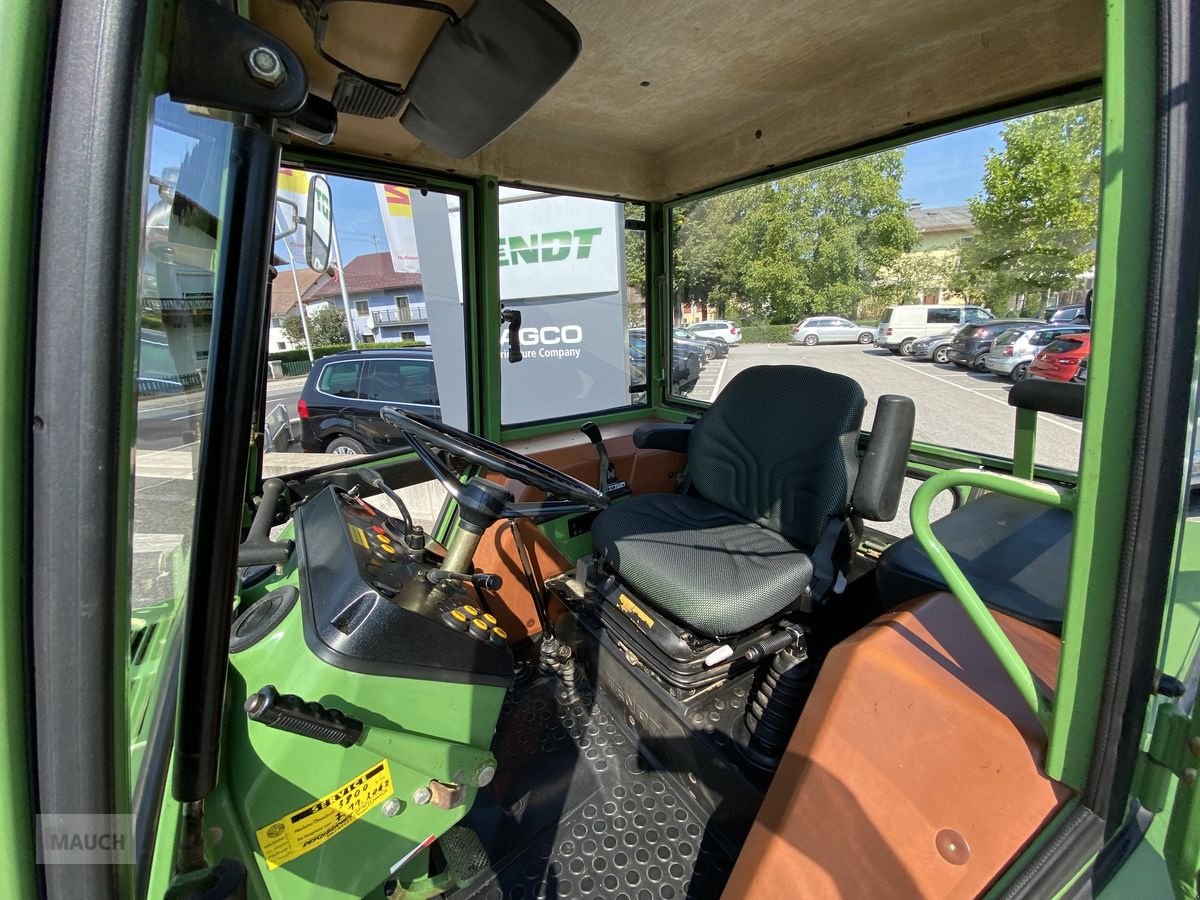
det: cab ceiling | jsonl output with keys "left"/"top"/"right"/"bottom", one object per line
{"left": 253, "top": 0, "right": 1102, "bottom": 201}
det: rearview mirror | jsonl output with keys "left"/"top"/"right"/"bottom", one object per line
{"left": 305, "top": 175, "right": 333, "bottom": 272}
{"left": 401, "top": 0, "right": 581, "bottom": 158}
{"left": 274, "top": 198, "right": 299, "bottom": 240}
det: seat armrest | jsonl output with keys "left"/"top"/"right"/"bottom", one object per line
{"left": 632, "top": 423, "right": 692, "bottom": 453}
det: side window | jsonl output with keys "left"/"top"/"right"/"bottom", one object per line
{"left": 362, "top": 359, "right": 438, "bottom": 405}
{"left": 498, "top": 189, "right": 647, "bottom": 426}
{"left": 318, "top": 361, "right": 363, "bottom": 398}
{"left": 670, "top": 100, "right": 1101, "bottom": 534}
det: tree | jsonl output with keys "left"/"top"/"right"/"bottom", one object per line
{"left": 959, "top": 104, "right": 1101, "bottom": 309}
{"left": 672, "top": 151, "right": 917, "bottom": 323}
{"left": 281, "top": 306, "right": 349, "bottom": 347}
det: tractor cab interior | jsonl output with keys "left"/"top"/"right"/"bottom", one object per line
{"left": 35, "top": 0, "right": 1189, "bottom": 897}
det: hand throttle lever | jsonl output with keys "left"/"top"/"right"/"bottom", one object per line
{"left": 580, "top": 422, "right": 626, "bottom": 497}
{"left": 427, "top": 569, "right": 503, "bottom": 591}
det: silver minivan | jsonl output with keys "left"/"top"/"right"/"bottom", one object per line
{"left": 875, "top": 304, "right": 993, "bottom": 354}
{"left": 984, "top": 324, "right": 1091, "bottom": 381}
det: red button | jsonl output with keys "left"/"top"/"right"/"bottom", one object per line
{"left": 372, "top": 525, "right": 387, "bottom": 535}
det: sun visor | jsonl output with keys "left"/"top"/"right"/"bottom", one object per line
{"left": 400, "top": 0, "right": 581, "bottom": 158}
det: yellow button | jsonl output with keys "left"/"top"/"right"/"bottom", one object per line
{"left": 463, "top": 605, "right": 479, "bottom": 617}
{"left": 451, "top": 609, "right": 467, "bottom": 623}
{"left": 493, "top": 627, "right": 508, "bottom": 640}
{"left": 377, "top": 533, "right": 391, "bottom": 544}
{"left": 471, "top": 617, "right": 489, "bottom": 633}
{"left": 379, "top": 544, "right": 396, "bottom": 555}
{"left": 483, "top": 613, "right": 497, "bottom": 625}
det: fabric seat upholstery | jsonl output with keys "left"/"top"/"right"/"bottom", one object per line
{"left": 592, "top": 366, "right": 865, "bottom": 637}
{"left": 591, "top": 492, "right": 815, "bottom": 636}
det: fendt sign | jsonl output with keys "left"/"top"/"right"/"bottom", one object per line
{"left": 498, "top": 228, "right": 603, "bottom": 266}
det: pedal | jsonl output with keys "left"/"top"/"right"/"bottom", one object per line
{"left": 439, "top": 825, "right": 490, "bottom": 887}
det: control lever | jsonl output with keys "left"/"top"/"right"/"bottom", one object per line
{"left": 579, "top": 422, "right": 628, "bottom": 497}
{"left": 245, "top": 685, "right": 499, "bottom": 788}
{"left": 500, "top": 307, "right": 522, "bottom": 363}
{"left": 358, "top": 466, "right": 414, "bottom": 535}
{"left": 238, "top": 478, "right": 293, "bottom": 567}
{"left": 427, "top": 569, "right": 503, "bottom": 591}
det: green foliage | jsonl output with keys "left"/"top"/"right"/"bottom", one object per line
{"left": 739, "top": 324, "right": 794, "bottom": 343}
{"left": 268, "top": 340, "right": 427, "bottom": 363}
{"left": 281, "top": 306, "right": 350, "bottom": 347}
{"left": 959, "top": 103, "right": 1101, "bottom": 307}
{"left": 673, "top": 151, "right": 918, "bottom": 322}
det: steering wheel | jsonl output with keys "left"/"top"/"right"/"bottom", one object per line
{"left": 379, "top": 407, "right": 610, "bottom": 519}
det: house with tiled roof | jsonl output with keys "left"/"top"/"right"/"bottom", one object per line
{"left": 269, "top": 267, "right": 326, "bottom": 351}
{"left": 302, "top": 251, "right": 429, "bottom": 344}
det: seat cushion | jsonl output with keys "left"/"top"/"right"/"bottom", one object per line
{"left": 876, "top": 492, "right": 1072, "bottom": 633}
{"left": 592, "top": 492, "right": 813, "bottom": 637}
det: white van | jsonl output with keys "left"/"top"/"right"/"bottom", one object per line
{"left": 875, "top": 304, "right": 993, "bottom": 354}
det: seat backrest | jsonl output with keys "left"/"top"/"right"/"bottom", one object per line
{"left": 687, "top": 366, "right": 865, "bottom": 547}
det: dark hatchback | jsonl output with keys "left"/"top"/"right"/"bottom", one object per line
{"left": 944, "top": 318, "right": 1044, "bottom": 371}
{"left": 298, "top": 348, "right": 441, "bottom": 455}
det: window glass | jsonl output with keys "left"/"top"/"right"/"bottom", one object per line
{"left": 927, "top": 308, "right": 960, "bottom": 324}
{"left": 131, "top": 96, "right": 233, "bottom": 780}
{"left": 362, "top": 358, "right": 438, "bottom": 404}
{"left": 317, "top": 361, "right": 362, "bottom": 397}
{"left": 671, "top": 101, "right": 1101, "bottom": 532}
{"left": 498, "top": 189, "right": 647, "bottom": 426}
{"left": 264, "top": 169, "right": 470, "bottom": 473}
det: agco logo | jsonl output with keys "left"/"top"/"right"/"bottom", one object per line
{"left": 498, "top": 228, "right": 603, "bottom": 266}
{"left": 500, "top": 325, "right": 585, "bottom": 359}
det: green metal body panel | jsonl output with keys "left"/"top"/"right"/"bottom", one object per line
{"left": 214, "top": 566, "right": 507, "bottom": 898}
{"left": 1047, "top": 0, "right": 1157, "bottom": 790}
{"left": 0, "top": 0, "right": 50, "bottom": 892}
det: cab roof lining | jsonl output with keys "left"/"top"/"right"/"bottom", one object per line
{"left": 253, "top": 0, "right": 1103, "bottom": 202}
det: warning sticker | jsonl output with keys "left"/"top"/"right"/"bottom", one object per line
{"left": 618, "top": 593, "right": 655, "bottom": 629}
{"left": 255, "top": 760, "right": 393, "bottom": 869}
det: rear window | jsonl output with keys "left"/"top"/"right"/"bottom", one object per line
{"left": 879, "top": 308, "right": 893, "bottom": 324}
{"left": 317, "top": 361, "right": 363, "bottom": 398}
{"left": 1045, "top": 338, "right": 1086, "bottom": 353}
{"left": 994, "top": 330, "right": 1022, "bottom": 345}
{"left": 1031, "top": 330, "right": 1062, "bottom": 346}
{"left": 958, "top": 325, "right": 985, "bottom": 339}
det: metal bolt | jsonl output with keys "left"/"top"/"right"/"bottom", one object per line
{"left": 412, "top": 786, "right": 432, "bottom": 806}
{"left": 475, "top": 764, "right": 496, "bottom": 788}
{"left": 246, "top": 46, "right": 286, "bottom": 88}
{"left": 1184, "top": 768, "right": 1198, "bottom": 787}
{"left": 381, "top": 798, "right": 402, "bottom": 817}
{"left": 1189, "top": 736, "right": 1200, "bottom": 758}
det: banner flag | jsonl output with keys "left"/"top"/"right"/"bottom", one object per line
{"left": 275, "top": 168, "right": 311, "bottom": 257}
{"left": 375, "top": 184, "right": 421, "bottom": 273}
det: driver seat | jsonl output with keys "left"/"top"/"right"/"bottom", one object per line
{"left": 591, "top": 366, "right": 912, "bottom": 639}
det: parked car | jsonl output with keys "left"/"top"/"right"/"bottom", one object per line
{"left": 984, "top": 324, "right": 1091, "bottom": 381}
{"left": 874, "top": 304, "right": 993, "bottom": 355}
{"left": 299, "top": 348, "right": 441, "bottom": 454}
{"left": 790, "top": 316, "right": 874, "bottom": 345}
{"left": 944, "top": 318, "right": 1044, "bottom": 371}
{"left": 687, "top": 319, "right": 742, "bottom": 345}
{"left": 909, "top": 328, "right": 961, "bottom": 363}
{"left": 1028, "top": 333, "right": 1091, "bottom": 382}
{"left": 629, "top": 332, "right": 701, "bottom": 395}
{"left": 673, "top": 326, "right": 726, "bottom": 360}
{"left": 1044, "top": 304, "right": 1089, "bottom": 324}
{"left": 634, "top": 326, "right": 714, "bottom": 367}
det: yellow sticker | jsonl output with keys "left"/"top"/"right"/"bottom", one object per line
{"left": 618, "top": 593, "right": 655, "bottom": 629}
{"left": 347, "top": 524, "right": 370, "bottom": 549}
{"left": 255, "top": 760, "right": 393, "bottom": 870}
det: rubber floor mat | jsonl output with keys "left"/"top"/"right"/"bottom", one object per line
{"left": 454, "top": 677, "right": 735, "bottom": 900}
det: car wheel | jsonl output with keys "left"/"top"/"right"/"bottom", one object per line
{"left": 972, "top": 353, "right": 990, "bottom": 373}
{"left": 803, "top": 334, "right": 819, "bottom": 346}
{"left": 899, "top": 338, "right": 916, "bottom": 356}
{"left": 704, "top": 343, "right": 717, "bottom": 361}
{"left": 1011, "top": 362, "right": 1030, "bottom": 382}
{"left": 326, "top": 435, "right": 368, "bottom": 455}
{"left": 933, "top": 346, "right": 950, "bottom": 364}
{"left": 858, "top": 332, "right": 874, "bottom": 344}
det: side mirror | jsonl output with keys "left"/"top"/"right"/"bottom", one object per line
{"left": 305, "top": 175, "right": 333, "bottom": 272}
{"left": 274, "top": 198, "right": 299, "bottom": 240}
